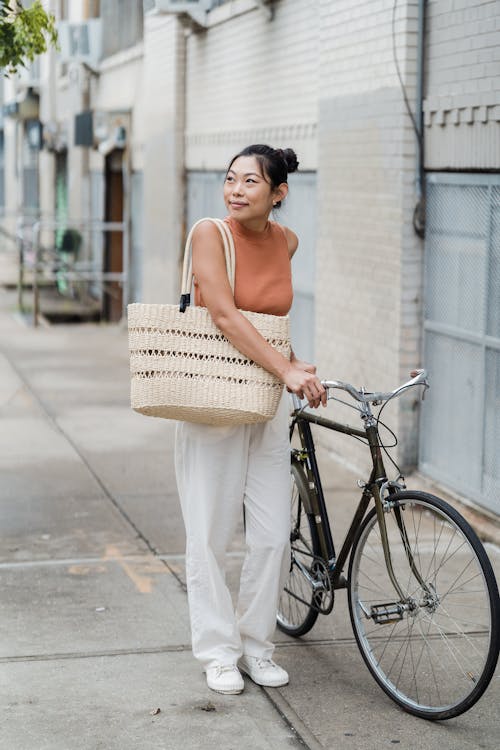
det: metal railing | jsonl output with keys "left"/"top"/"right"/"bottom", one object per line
{"left": 6, "top": 215, "right": 130, "bottom": 326}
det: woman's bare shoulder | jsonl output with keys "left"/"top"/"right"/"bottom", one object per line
{"left": 282, "top": 225, "right": 299, "bottom": 258}
{"left": 192, "top": 219, "right": 223, "bottom": 242}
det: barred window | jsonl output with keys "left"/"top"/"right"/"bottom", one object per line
{"left": 420, "top": 173, "right": 500, "bottom": 516}
{"left": 101, "top": 0, "right": 144, "bottom": 58}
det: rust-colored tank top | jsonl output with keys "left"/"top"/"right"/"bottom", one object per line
{"left": 194, "top": 216, "right": 293, "bottom": 316}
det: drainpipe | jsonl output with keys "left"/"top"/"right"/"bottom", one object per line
{"left": 413, "top": 0, "right": 426, "bottom": 238}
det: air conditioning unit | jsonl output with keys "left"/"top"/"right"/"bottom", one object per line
{"left": 153, "top": 1, "right": 275, "bottom": 26}
{"left": 58, "top": 19, "right": 102, "bottom": 67}
{"left": 153, "top": 0, "right": 215, "bottom": 28}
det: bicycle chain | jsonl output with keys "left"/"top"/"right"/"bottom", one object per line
{"left": 284, "top": 556, "right": 335, "bottom": 615}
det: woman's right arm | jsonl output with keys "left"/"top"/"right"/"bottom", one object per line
{"left": 191, "top": 221, "right": 326, "bottom": 408}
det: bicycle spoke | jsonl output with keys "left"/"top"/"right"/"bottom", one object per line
{"left": 348, "top": 492, "right": 499, "bottom": 719}
{"left": 420, "top": 610, "right": 483, "bottom": 683}
{"left": 425, "top": 602, "right": 489, "bottom": 663}
{"left": 415, "top": 614, "right": 443, "bottom": 705}
{"left": 356, "top": 570, "right": 391, "bottom": 597}
{"left": 441, "top": 564, "right": 483, "bottom": 602}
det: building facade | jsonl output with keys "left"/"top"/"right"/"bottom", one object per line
{"left": 1, "top": 0, "right": 498, "bottom": 516}
{"left": 420, "top": 0, "right": 500, "bottom": 514}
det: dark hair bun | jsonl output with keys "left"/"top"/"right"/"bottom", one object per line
{"left": 227, "top": 145, "right": 299, "bottom": 202}
{"left": 282, "top": 148, "right": 299, "bottom": 174}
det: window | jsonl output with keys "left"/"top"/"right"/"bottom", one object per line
{"left": 101, "top": 0, "right": 143, "bottom": 58}
{"left": 420, "top": 173, "right": 500, "bottom": 515}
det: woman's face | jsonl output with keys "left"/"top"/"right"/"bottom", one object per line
{"left": 223, "top": 155, "right": 287, "bottom": 221}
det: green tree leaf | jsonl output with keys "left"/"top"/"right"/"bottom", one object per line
{"left": 1, "top": 0, "right": 59, "bottom": 75}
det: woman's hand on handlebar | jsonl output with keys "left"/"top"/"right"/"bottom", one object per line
{"left": 284, "top": 358, "right": 327, "bottom": 408}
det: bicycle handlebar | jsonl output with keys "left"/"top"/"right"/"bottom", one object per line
{"left": 321, "top": 369, "right": 428, "bottom": 405}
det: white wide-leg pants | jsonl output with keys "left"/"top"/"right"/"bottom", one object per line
{"left": 175, "top": 392, "right": 291, "bottom": 671}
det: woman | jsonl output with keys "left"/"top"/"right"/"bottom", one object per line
{"left": 175, "top": 144, "right": 326, "bottom": 695}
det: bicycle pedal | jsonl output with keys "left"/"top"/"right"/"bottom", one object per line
{"left": 370, "top": 602, "right": 404, "bottom": 624}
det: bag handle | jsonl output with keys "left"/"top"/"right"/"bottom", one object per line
{"left": 179, "top": 218, "right": 236, "bottom": 312}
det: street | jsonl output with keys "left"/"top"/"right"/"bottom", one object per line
{"left": 0, "top": 285, "right": 498, "bottom": 750}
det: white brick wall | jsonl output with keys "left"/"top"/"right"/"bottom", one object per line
{"left": 185, "top": 0, "right": 319, "bottom": 169}
{"left": 141, "top": 13, "right": 186, "bottom": 304}
{"left": 93, "top": 45, "right": 145, "bottom": 170}
{"left": 316, "top": 0, "right": 423, "bottom": 471}
{"left": 424, "top": 0, "right": 500, "bottom": 168}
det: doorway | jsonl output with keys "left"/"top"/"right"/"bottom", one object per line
{"left": 104, "top": 150, "right": 124, "bottom": 321}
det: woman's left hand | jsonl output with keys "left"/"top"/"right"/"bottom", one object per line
{"left": 290, "top": 355, "right": 315, "bottom": 374}
{"left": 286, "top": 355, "right": 327, "bottom": 408}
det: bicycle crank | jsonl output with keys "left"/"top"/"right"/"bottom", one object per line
{"left": 311, "top": 557, "right": 335, "bottom": 614}
{"left": 284, "top": 555, "right": 335, "bottom": 615}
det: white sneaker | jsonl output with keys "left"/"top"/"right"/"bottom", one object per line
{"left": 205, "top": 664, "right": 244, "bottom": 695}
{"left": 239, "top": 655, "right": 289, "bottom": 687}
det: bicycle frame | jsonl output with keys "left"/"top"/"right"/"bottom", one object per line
{"left": 290, "top": 407, "right": 374, "bottom": 590}
{"left": 290, "top": 398, "right": 431, "bottom": 602}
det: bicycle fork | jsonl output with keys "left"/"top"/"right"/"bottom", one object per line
{"left": 365, "top": 421, "right": 433, "bottom": 613}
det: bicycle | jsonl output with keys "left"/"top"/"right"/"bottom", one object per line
{"left": 277, "top": 369, "right": 500, "bottom": 720}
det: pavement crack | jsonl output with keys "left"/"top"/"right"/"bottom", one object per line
{"left": 0, "top": 644, "right": 192, "bottom": 664}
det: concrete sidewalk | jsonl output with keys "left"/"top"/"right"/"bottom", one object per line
{"left": 0, "top": 284, "right": 498, "bottom": 750}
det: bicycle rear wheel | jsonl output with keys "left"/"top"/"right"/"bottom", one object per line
{"left": 348, "top": 490, "right": 500, "bottom": 720}
{"left": 277, "top": 462, "right": 321, "bottom": 637}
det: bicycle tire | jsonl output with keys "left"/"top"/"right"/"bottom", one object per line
{"left": 277, "top": 461, "right": 321, "bottom": 637}
{"left": 348, "top": 490, "right": 500, "bottom": 720}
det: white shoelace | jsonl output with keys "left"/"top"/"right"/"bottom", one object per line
{"left": 215, "top": 665, "right": 239, "bottom": 677}
{"left": 253, "top": 658, "right": 277, "bottom": 670}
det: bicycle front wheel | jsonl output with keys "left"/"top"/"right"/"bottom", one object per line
{"left": 277, "top": 461, "right": 321, "bottom": 637}
{"left": 348, "top": 491, "right": 500, "bottom": 720}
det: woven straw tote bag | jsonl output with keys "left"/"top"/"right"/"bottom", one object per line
{"left": 128, "top": 217, "right": 291, "bottom": 425}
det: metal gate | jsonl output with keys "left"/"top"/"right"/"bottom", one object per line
{"left": 186, "top": 171, "right": 317, "bottom": 362}
{"left": 420, "top": 173, "right": 500, "bottom": 515}
{"left": 0, "top": 129, "right": 5, "bottom": 209}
